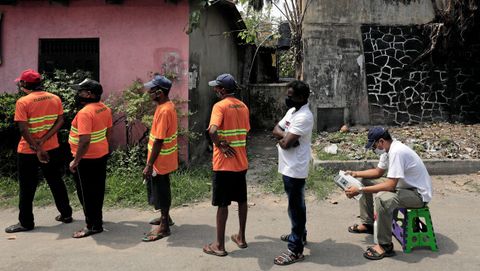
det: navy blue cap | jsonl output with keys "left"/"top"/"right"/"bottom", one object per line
{"left": 208, "top": 73, "right": 238, "bottom": 90}
{"left": 365, "top": 126, "right": 386, "bottom": 149}
{"left": 144, "top": 74, "right": 172, "bottom": 91}
{"left": 71, "top": 79, "right": 103, "bottom": 96}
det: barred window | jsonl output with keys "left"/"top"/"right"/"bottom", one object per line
{"left": 39, "top": 38, "right": 99, "bottom": 80}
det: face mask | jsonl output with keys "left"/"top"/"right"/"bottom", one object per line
{"left": 74, "top": 94, "right": 97, "bottom": 108}
{"left": 374, "top": 148, "right": 385, "bottom": 155}
{"left": 17, "top": 82, "right": 31, "bottom": 95}
{"left": 215, "top": 91, "right": 223, "bottom": 99}
{"left": 285, "top": 97, "right": 305, "bottom": 110}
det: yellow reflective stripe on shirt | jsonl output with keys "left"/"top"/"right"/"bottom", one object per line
{"left": 90, "top": 128, "right": 107, "bottom": 143}
{"left": 28, "top": 114, "right": 58, "bottom": 124}
{"left": 28, "top": 123, "right": 53, "bottom": 133}
{"left": 217, "top": 129, "right": 247, "bottom": 137}
{"left": 147, "top": 144, "right": 178, "bottom": 155}
{"left": 69, "top": 127, "right": 106, "bottom": 144}
{"left": 149, "top": 132, "right": 178, "bottom": 143}
{"left": 229, "top": 140, "right": 247, "bottom": 147}
{"left": 68, "top": 135, "right": 79, "bottom": 144}
{"left": 160, "top": 145, "right": 178, "bottom": 155}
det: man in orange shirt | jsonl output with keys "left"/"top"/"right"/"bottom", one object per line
{"left": 203, "top": 74, "right": 250, "bottom": 257}
{"left": 141, "top": 74, "right": 178, "bottom": 242}
{"left": 68, "top": 79, "right": 112, "bottom": 238}
{"left": 5, "top": 69, "right": 73, "bottom": 233}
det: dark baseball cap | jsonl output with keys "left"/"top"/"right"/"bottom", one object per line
{"left": 365, "top": 126, "right": 386, "bottom": 149}
{"left": 208, "top": 73, "right": 238, "bottom": 90}
{"left": 71, "top": 79, "right": 103, "bottom": 96}
{"left": 144, "top": 74, "right": 172, "bottom": 91}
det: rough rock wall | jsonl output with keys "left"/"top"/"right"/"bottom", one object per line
{"left": 362, "top": 25, "right": 480, "bottom": 124}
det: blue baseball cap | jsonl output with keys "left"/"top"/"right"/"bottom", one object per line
{"left": 208, "top": 73, "right": 239, "bottom": 91}
{"left": 144, "top": 74, "right": 172, "bottom": 91}
{"left": 365, "top": 126, "right": 386, "bottom": 149}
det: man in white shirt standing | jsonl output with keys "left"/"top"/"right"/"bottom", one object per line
{"left": 272, "top": 80, "right": 314, "bottom": 265}
{"left": 345, "top": 127, "right": 433, "bottom": 260}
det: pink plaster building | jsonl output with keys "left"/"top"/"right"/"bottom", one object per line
{"left": 0, "top": 0, "right": 247, "bottom": 161}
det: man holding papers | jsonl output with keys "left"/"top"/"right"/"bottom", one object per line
{"left": 344, "top": 126, "right": 432, "bottom": 260}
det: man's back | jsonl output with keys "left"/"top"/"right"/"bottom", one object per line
{"left": 209, "top": 97, "right": 250, "bottom": 172}
{"left": 387, "top": 140, "right": 432, "bottom": 202}
{"left": 15, "top": 91, "right": 63, "bottom": 153}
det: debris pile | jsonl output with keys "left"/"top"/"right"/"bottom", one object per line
{"left": 313, "top": 123, "right": 480, "bottom": 160}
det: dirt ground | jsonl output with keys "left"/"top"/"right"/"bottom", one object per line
{"left": 1, "top": 131, "right": 480, "bottom": 270}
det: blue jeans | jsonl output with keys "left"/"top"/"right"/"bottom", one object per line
{"left": 283, "top": 175, "right": 306, "bottom": 254}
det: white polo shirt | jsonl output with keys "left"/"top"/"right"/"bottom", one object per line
{"left": 377, "top": 140, "right": 433, "bottom": 202}
{"left": 277, "top": 104, "right": 314, "bottom": 179}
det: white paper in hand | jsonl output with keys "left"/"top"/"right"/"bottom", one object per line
{"left": 334, "top": 170, "right": 364, "bottom": 200}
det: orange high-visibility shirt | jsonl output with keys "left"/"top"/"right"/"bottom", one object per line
{"left": 14, "top": 91, "right": 63, "bottom": 154}
{"left": 209, "top": 97, "right": 250, "bottom": 172}
{"left": 69, "top": 102, "right": 112, "bottom": 159}
{"left": 147, "top": 101, "right": 178, "bottom": 175}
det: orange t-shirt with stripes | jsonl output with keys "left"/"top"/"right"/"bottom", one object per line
{"left": 69, "top": 102, "right": 112, "bottom": 159}
{"left": 14, "top": 91, "right": 63, "bottom": 154}
{"left": 147, "top": 101, "right": 178, "bottom": 175}
{"left": 209, "top": 97, "right": 250, "bottom": 172}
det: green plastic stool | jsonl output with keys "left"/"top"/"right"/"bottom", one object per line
{"left": 392, "top": 206, "right": 438, "bottom": 253}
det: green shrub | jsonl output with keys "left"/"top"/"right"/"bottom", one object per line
{"left": 0, "top": 92, "right": 21, "bottom": 178}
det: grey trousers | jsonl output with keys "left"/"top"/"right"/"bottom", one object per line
{"left": 359, "top": 179, "right": 424, "bottom": 245}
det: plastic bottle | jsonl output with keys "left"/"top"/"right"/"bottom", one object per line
{"left": 373, "top": 213, "right": 378, "bottom": 244}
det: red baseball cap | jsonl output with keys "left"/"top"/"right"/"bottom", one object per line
{"left": 15, "top": 69, "right": 42, "bottom": 83}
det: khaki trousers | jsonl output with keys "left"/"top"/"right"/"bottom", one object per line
{"left": 359, "top": 179, "right": 424, "bottom": 245}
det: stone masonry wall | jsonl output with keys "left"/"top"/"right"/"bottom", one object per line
{"left": 362, "top": 25, "right": 480, "bottom": 124}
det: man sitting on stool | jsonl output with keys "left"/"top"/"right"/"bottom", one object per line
{"left": 344, "top": 127, "right": 432, "bottom": 260}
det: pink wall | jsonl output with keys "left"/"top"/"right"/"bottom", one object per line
{"left": 0, "top": 0, "right": 190, "bottom": 160}
{"left": 0, "top": 0, "right": 189, "bottom": 95}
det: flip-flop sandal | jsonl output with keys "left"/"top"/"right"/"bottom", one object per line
{"left": 5, "top": 223, "right": 34, "bottom": 233}
{"left": 148, "top": 216, "right": 175, "bottom": 226}
{"left": 203, "top": 244, "right": 228, "bottom": 257}
{"left": 55, "top": 215, "right": 73, "bottom": 223}
{"left": 280, "top": 233, "right": 307, "bottom": 245}
{"left": 363, "top": 246, "right": 396, "bottom": 260}
{"left": 274, "top": 250, "right": 305, "bottom": 265}
{"left": 231, "top": 234, "right": 248, "bottom": 249}
{"left": 142, "top": 231, "right": 171, "bottom": 242}
{"left": 72, "top": 228, "right": 103, "bottom": 239}
{"left": 348, "top": 223, "right": 373, "bottom": 234}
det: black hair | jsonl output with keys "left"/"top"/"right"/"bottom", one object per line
{"left": 287, "top": 80, "right": 310, "bottom": 100}
{"left": 379, "top": 129, "right": 392, "bottom": 141}
{"left": 223, "top": 86, "right": 235, "bottom": 94}
{"left": 24, "top": 81, "right": 43, "bottom": 91}
{"left": 151, "top": 86, "right": 170, "bottom": 96}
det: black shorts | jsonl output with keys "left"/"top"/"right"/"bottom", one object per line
{"left": 146, "top": 173, "right": 171, "bottom": 209}
{"left": 212, "top": 170, "right": 247, "bottom": 207}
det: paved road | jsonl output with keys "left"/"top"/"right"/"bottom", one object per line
{"left": 1, "top": 177, "right": 479, "bottom": 271}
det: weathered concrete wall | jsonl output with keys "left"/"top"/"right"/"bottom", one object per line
{"left": 188, "top": 3, "right": 244, "bottom": 163}
{"left": 303, "top": 0, "right": 436, "bottom": 130}
{"left": 247, "top": 83, "right": 289, "bottom": 130}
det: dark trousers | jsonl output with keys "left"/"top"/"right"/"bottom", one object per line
{"left": 73, "top": 155, "right": 108, "bottom": 230}
{"left": 18, "top": 148, "right": 72, "bottom": 228}
{"left": 147, "top": 173, "right": 171, "bottom": 210}
{"left": 283, "top": 175, "right": 307, "bottom": 254}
